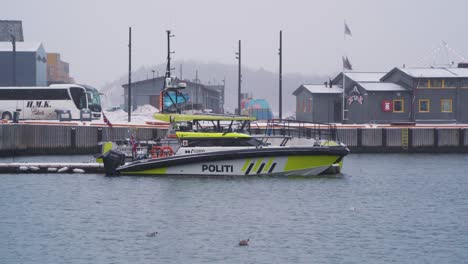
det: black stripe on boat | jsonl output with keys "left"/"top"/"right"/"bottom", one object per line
{"left": 245, "top": 163, "right": 254, "bottom": 175}
{"left": 268, "top": 163, "right": 277, "bottom": 173}
{"left": 257, "top": 163, "right": 265, "bottom": 174}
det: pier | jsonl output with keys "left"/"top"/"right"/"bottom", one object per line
{"left": 0, "top": 162, "right": 103, "bottom": 174}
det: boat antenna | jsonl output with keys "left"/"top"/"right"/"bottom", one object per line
{"left": 161, "top": 30, "right": 175, "bottom": 113}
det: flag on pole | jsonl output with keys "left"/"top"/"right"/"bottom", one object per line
{"left": 344, "top": 22, "right": 352, "bottom": 37}
{"left": 342, "top": 56, "right": 353, "bottom": 71}
{"left": 102, "top": 112, "right": 113, "bottom": 128}
{"left": 130, "top": 134, "right": 137, "bottom": 156}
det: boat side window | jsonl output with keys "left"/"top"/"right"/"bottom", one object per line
{"left": 186, "top": 138, "right": 258, "bottom": 147}
{"left": 70, "top": 87, "right": 87, "bottom": 110}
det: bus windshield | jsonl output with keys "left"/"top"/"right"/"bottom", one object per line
{"left": 82, "top": 85, "right": 102, "bottom": 112}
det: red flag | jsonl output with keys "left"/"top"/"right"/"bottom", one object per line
{"left": 102, "top": 112, "right": 113, "bottom": 128}
{"left": 130, "top": 135, "right": 137, "bottom": 155}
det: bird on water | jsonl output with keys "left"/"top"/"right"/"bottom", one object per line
{"left": 239, "top": 238, "right": 249, "bottom": 246}
{"left": 146, "top": 232, "right": 158, "bottom": 237}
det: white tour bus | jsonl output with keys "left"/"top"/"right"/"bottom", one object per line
{"left": 0, "top": 84, "right": 102, "bottom": 120}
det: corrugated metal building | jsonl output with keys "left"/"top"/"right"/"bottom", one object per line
{"left": 122, "top": 77, "right": 225, "bottom": 113}
{"left": 0, "top": 42, "right": 47, "bottom": 86}
{"left": 293, "top": 84, "right": 342, "bottom": 123}
{"left": 294, "top": 65, "right": 468, "bottom": 124}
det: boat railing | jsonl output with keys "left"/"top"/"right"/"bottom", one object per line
{"left": 252, "top": 119, "right": 339, "bottom": 142}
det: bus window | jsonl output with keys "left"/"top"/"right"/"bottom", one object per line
{"left": 70, "top": 87, "right": 87, "bottom": 110}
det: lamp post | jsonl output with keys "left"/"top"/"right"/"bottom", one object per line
{"left": 10, "top": 34, "right": 16, "bottom": 86}
{"left": 279, "top": 30, "right": 282, "bottom": 120}
{"left": 235, "top": 40, "right": 241, "bottom": 115}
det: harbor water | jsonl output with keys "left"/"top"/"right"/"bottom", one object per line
{"left": 1, "top": 154, "right": 467, "bottom": 263}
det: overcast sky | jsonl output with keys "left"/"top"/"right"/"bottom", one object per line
{"left": 2, "top": 0, "right": 468, "bottom": 88}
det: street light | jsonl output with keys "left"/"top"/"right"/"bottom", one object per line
{"left": 235, "top": 40, "right": 241, "bottom": 115}
{"left": 10, "top": 34, "right": 16, "bottom": 86}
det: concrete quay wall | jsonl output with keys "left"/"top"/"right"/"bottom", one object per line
{"left": 0, "top": 124, "right": 168, "bottom": 156}
{"left": 1, "top": 124, "right": 467, "bottom": 155}
{"left": 254, "top": 127, "right": 468, "bottom": 153}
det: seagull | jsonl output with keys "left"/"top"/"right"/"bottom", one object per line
{"left": 146, "top": 232, "right": 158, "bottom": 237}
{"left": 239, "top": 238, "right": 249, "bottom": 246}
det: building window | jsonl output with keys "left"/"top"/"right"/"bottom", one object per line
{"left": 445, "top": 79, "right": 456, "bottom": 88}
{"left": 441, "top": 99, "right": 452, "bottom": 112}
{"left": 430, "top": 79, "right": 443, "bottom": 88}
{"left": 417, "top": 79, "right": 429, "bottom": 88}
{"left": 419, "top": 99, "right": 430, "bottom": 113}
{"left": 393, "top": 99, "right": 404, "bottom": 113}
{"left": 462, "top": 79, "right": 468, "bottom": 87}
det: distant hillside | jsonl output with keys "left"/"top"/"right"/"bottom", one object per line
{"left": 99, "top": 60, "right": 327, "bottom": 116}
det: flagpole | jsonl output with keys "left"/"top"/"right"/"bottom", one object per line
{"left": 342, "top": 64, "right": 345, "bottom": 122}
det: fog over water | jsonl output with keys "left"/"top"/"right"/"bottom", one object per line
{"left": 2, "top": 0, "right": 467, "bottom": 89}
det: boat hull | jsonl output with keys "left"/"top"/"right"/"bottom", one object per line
{"left": 112, "top": 146, "right": 348, "bottom": 176}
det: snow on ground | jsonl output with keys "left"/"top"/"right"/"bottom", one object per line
{"left": 103, "top": 104, "right": 160, "bottom": 125}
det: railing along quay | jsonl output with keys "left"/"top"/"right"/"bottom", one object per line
{"left": 0, "top": 123, "right": 168, "bottom": 156}
{"left": 252, "top": 120, "right": 468, "bottom": 153}
{"left": 1, "top": 121, "right": 467, "bottom": 155}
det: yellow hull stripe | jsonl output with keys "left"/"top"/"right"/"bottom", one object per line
{"left": 263, "top": 158, "right": 274, "bottom": 172}
{"left": 284, "top": 156, "right": 339, "bottom": 172}
{"left": 241, "top": 159, "right": 251, "bottom": 172}
{"left": 122, "top": 167, "right": 168, "bottom": 175}
{"left": 252, "top": 158, "right": 264, "bottom": 172}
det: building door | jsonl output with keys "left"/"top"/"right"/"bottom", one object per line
{"left": 149, "top": 95, "right": 159, "bottom": 108}
{"left": 334, "top": 99, "right": 342, "bottom": 123}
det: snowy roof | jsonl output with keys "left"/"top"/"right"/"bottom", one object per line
{"left": 345, "top": 72, "right": 387, "bottom": 82}
{"left": 0, "top": 41, "right": 42, "bottom": 52}
{"left": 394, "top": 67, "right": 468, "bottom": 78}
{"left": 442, "top": 68, "right": 468, "bottom": 78}
{"left": 332, "top": 72, "right": 387, "bottom": 84}
{"left": 301, "top": 84, "right": 343, "bottom": 94}
{"left": 357, "top": 82, "right": 408, "bottom": 92}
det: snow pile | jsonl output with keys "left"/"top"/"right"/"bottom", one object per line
{"left": 133, "top": 104, "right": 159, "bottom": 114}
{"left": 103, "top": 104, "right": 159, "bottom": 124}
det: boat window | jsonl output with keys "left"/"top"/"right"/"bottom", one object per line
{"left": 185, "top": 137, "right": 261, "bottom": 147}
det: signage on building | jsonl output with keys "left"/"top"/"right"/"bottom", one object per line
{"left": 381, "top": 100, "right": 393, "bottom": 112}
{"left": 347, "top": 86, "right": 363, "bottom": 105}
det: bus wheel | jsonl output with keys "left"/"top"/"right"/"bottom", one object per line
{"left": 2, "top": 112, "right": 12, "bottom": 120}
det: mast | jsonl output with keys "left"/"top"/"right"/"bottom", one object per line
{"left": 161, "top": 30, "right": 175, "bottom": 113}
